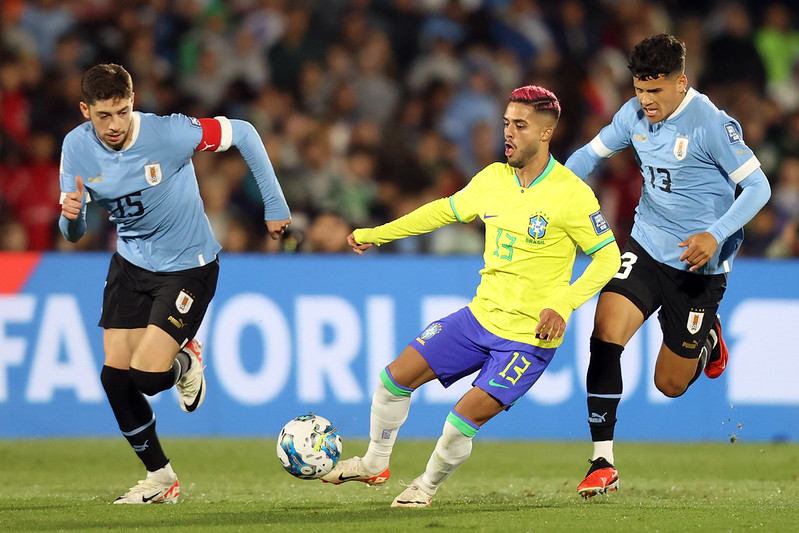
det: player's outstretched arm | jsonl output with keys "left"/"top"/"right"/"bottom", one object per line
{"left": 225, "top": 119, "right": 291, "bottom": 224}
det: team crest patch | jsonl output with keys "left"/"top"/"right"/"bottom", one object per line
{"left": 528, "top": 215, "right": 548, "bottom": 239}
{"left": 175, "top": 290, "right": 194, "bottom": 314}
{"left": 590, "top": 210, "right": 610, "bottom": 235}
{"left": 673, "top": 135, "right": 690, "bottom": 161}
{"left": 724, "top": 121, "right": 741, "bottom": 144}
{"left": 686, "top": 309, "right": 704, "bottom": 335}
{"left": 420, "top": 322, "right": 442, "bottom": 340}
{"left": 144, "top": 163, "right": 162, "bottom": 185}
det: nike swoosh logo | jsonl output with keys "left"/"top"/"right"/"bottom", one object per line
{"left": 484, "top": 214, "right": 498, "bottom": 219}
{"left": 337, "top": 474, "right": 363, "bottom": 482}
{"left": 488, "top": 378, "right": 509, "bottom": 389}
{"left": 184, "top": 380, "right": 204, "bottom": 412}
{"left": 141, "top": 492, "right": 162, "bottom": 503}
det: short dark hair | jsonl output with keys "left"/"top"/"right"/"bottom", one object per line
{"left": 628, "top": 33, "right": 686, "bottom": 81}
{"left": 508, "top": 85, "right": 561, "bottom": 122}
{"left": 80, "top": 63, "right": 133, "bottom": 105}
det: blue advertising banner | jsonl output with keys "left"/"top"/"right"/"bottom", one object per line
{"left": 1, "top": 252, "right": 797, "bottom": 442}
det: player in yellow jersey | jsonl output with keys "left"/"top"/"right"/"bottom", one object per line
{"left": 320, "top": 86, "right": 621, "bottom": 507}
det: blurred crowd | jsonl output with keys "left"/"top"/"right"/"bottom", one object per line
{"left": 1, "top": 0, "right": 799, "bottom": 256}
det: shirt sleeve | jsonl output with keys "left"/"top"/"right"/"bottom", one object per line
{"left": 565, "top": 99, "right": 636, "bottom": 179}
{"left": 57, "top": 136, "right": 88, "bottom": 242}
{"left": 353, "top": 197, "right": 457, "bottom": 245}
{"left": 702, "top": 115, "right": 771, "bottom": 243}
{"left": 545, "top": 182, "right": 620, "bottom": 319}
{"left": 188, "top": 115, "right": 290, "bottom": 221}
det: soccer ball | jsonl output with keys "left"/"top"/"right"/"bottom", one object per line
{"left": 276, "top": 413, "right": 342, "bottom": 479}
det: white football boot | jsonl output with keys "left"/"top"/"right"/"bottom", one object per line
{"left": 113, "top": 464, "right": 180, "bottom": 504}
{"left": 177, "top": 339, "right": 206, "bottom": 413}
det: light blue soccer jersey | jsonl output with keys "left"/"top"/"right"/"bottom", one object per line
{"left": 566, "top": 88, "right": 766, "bottom": 274}
{"left": 60, "top": 112, "right": 289, "bottom": 272}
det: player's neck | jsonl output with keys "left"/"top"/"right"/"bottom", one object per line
{"left": 516, "top": 152, "right": 551, "bottom": 187}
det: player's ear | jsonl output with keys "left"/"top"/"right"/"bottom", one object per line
{"left": 79, "top": 101, "right": 90, "bottom": 120}
{"left": 130, "top": 91, "right": 135, "bottom": 108}
{"left": 540, "top": 126, "right": 554, "bottom": 142}
{"left": 676, "top": 74, "right": 687, "bottom": 93}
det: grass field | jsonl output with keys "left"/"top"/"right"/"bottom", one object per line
{"left": 1, "top": 438, "right": 796, "bottom": 532}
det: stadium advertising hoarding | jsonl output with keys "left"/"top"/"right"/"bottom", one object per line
{"left": 1, "top": 252, "right": 797, "bottom": 442}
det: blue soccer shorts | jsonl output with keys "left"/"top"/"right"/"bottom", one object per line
{"left": 410, "top": 306, "right": 556, "bottom": 408}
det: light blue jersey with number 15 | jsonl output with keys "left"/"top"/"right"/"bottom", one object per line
{"left": 59, "top": 112, "right": 290, "bottom": 272}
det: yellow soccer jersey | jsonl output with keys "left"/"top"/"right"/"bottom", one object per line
{"left": 450, "top": 156, "right": 616, "bottom": 346}
{"left": 353, "top": 155, "right": 619, "bottom": 347}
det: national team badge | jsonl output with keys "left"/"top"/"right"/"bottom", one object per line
{"left": 420, "top": 322, "right": 442, "bottom": 340}
{"left": 175, "top": 290, "right": 194, "bottom": 314}
{"left": 529, "top": 215, "right": 548, "bottom": 239}
{"left": 673, "top": 135, "right": 690, "bottom": 161}
{"left": 144, "top": 163, "right": 163, "bottom": 185}
{"left": 686, "top": 310, "right": 704, "bottom": 334}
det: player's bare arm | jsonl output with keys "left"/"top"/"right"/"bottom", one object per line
{"left": 678, "top": 231, "right": 718, "bottom": 271}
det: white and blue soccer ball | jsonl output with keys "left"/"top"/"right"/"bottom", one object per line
{"left": 276, "top": 413, "right": 342, "bottom": 479}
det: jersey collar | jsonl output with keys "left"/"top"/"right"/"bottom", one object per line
{"left": 665, "top": 87, "right": 697, "bottom": 122}
{"left": 515, "top": 153, "right": 555, "bottom": 188}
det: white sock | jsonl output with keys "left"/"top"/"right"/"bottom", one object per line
{"left": 592, "top": 441, "right": 614, "bottom": 465}
{"left": 362, "top": 379, "right": 411, "bottom": 474}
{"left": 417, "top": 419, "right": 473, "bottom": 495}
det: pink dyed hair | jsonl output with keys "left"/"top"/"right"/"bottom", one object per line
{"left": 509, "top": 85, "right": 561, "bottom": 120}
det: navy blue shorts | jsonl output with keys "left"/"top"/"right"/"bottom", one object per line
{"left": 410, "top": 307, "right": 556, "bottom": 408}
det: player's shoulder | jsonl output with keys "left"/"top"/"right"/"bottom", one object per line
{"left": 472, "top": 162, "right": 514, "bottom": 183}
{"left": 683, "top": 90, "right": 734, "bottom": 125}
{"left": 682, "top": 90, "right": 744, "bottom": 144}
{"left": 139, "top": 111, "right": 200, "bottom": 129}
{"left": 63, "top": 121, "right": 94, "bottom": 145}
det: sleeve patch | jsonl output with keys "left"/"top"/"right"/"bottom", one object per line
{"left": 724, "top": 121, "right": 741, "bottom": 144}
{"left": 590, "top": 210, "right": 611, "bottom": 235}
{"left": 189, "top": 117, "right": 201, "bottom": 128}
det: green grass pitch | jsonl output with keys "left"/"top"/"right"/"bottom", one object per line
{"left": 1, "top": 438, "right": 796, "bottom": 532}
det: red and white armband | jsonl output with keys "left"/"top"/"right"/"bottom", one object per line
{"left": 195, "top": 116, "right": 233, "bottom": 152}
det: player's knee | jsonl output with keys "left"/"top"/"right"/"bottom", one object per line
{"left": 654, "top": 373, "right": 687, "bottom": 398}
{"left": 129, "top": 368, "right": 175, "bottom": 396}
{"left": 100, "top": 365, "right": 129, "bottom": 395}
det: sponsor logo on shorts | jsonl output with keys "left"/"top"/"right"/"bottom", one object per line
{"left": 176, "top": 290, "right": 194, "bottom": 314}
{"left": 488, "top": 378, "right": 509, "bottom": 389}
{"left": 682, "top": 340, "right": 699, "bottom": 350}
{"left": 168, "top": 316, "right": 187, "bottom": 329}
